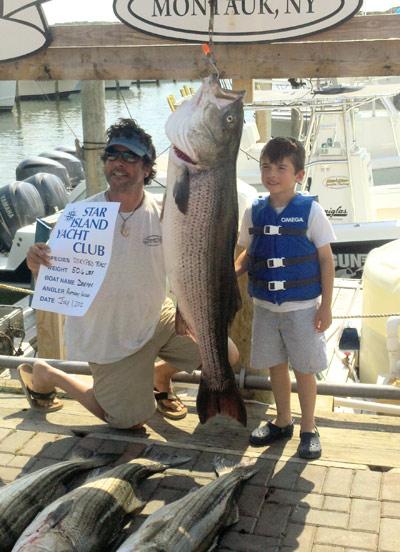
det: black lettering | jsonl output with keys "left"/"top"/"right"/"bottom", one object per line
{"left": 307, "top": 0, "right": 315, "bottom": 13}
{"left": 286, "top": 0, "right": 301, "bottom": 14}
{"left": 153, "top": 0, "right": 171, "bottom": 16}
{"left": 192, "top": 0, "right": 207, "bottom": 15}
{"left": 174, "top": 0, "right": 189, "bottom": 16}
{"left": 225, "top": 0, "right": 239, "bottom": 15}
{"left": 259, "top": 0, "right": 273, "bottom": 15}
{"left": 242, "top": 0, "right": 256, "bottom": 15}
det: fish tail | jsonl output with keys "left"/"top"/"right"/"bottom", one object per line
{"left": 196, "top": 378, "right": 247, "bottom": 426}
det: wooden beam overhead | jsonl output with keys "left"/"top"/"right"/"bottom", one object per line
{"left": 1, "top": 15, "right": 399, "bottom": 80}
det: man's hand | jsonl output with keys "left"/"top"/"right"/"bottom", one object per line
{"left": 26, "top": 243, "right": 52, "bottom": 278}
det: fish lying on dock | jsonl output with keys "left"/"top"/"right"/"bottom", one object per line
{"left": 0, "top": 455, "right": 114, "bottom": 552}
{"left": 13, "top": 455, "right": 190, "bottom": 551}
{"left": 116, "top": 457, "right": 258, "bottom": 551}
{"left": 163, "top": 75, "right": 247, "bottom": 426}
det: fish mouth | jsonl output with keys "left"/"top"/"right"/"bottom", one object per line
{"left": 173, "top": 146, "right": 197, "bottom": 165}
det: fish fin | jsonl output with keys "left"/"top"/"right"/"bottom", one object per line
{"left": 47, "top": 499, "right": 73, "bottom": 527}
{"left": 213, "top": 456, "right": 257, "bottom": 477}
{"left": 142, "top": 446, "right": 192, "bottom": 468}
{"left": 225, "top": 502, "right": 240, "bottom": 527}
{"left": 228, "top": 277, "right": 242, "bottom": 324}
{"left": 196, "top": 379, "right": 247, "bottom": 426}
{"left": 173, "top": 167, "right": 190, "bottom": 214}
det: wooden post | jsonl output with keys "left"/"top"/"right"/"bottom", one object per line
{"left": 81, "top": 80, "right": 107, "bottom": 196}
{"left": 36, "top": 311, "right": 65, "bottom": 359}
{"left": 231, "top": 247, "right": 275, "bottom": 404}
{"left": 233, "top": 79, "right": 270, "bottom": 143}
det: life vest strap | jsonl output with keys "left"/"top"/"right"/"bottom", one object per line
{"left": 250, "top": 253, "right": 317, "bottom": 270}
{"left": 249, "top": 224, "right": 307, "bottom": 236}
{"left": 250, "top": 275, "right": 320, "bottom": 292}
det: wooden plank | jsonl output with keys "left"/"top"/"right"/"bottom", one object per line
{"left": 1, "top": 16, "right": 400, "bottom": 80}
{"left": 49, "top": 15, "right": 400, "bottom": 47}
{"left": 2, "top": 39, "right": 400, "bottom": 80}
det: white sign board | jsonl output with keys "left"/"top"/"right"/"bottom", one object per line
{"left": 114, "top": 0, "right": 363, "bottom": 43}
{"left": 0, "top": 0, "right": 51, "bottom": 61}
{"left": 32, "top": 202, "right": 119, "bottom": 317}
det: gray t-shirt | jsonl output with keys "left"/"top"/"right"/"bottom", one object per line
{"left": 64, "top": 191, "right": 166, "bottom": 363}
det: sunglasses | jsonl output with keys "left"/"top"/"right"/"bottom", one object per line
{"left": 104, "top": 150, "right": 141, "bottom": 163}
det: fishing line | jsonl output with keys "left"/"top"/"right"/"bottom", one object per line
{"left": 201, "top": 0, "right": 220, "bottom": 78}
{"left": 29, "top": 81, "right": 81, "bottom": 142}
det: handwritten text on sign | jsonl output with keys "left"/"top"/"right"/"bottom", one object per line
{"left": 32, "top": 202, "right": 119, "bottom": 316}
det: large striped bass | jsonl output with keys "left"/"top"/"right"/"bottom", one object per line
{"left": 0, "top": 455, "right": 113, "bottom": 552}
{"left": 163, "top": 75, "right": 247, "bottom": 426}
{"left": 13, "top": 455, "right": 189, "bottom": 551}
{"left": 115, "top": 458, "right": 257, "bottom": 551}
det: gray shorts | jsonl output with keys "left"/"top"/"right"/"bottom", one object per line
{"left": 90, "top": 299, "right": 201, "bottom": 428}
{"left": 251, "top": 305, "right": 327, "bottom": 374}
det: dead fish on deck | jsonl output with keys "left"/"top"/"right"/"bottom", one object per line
{"left": 115, "top": 457, "right": 257, "bottom": 551}
{"left": 162, "top": 75, "right": 247, "bottom": 426}
{"left": 13, "top": 454, "right": 190, "bottom": 551}
{"left": 0, "top": 455, "right": 114, "bottom": 552}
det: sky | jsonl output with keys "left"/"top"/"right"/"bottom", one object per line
{"left": 43, "top": 0, "right": 400, "bottom": 24}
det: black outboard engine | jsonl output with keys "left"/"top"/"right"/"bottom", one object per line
{"left": 39, "top": 150, "right": 84, "bottom": 187}
{"left": 16, "top": 156, "right": 71, "bottom": 190}
{"left": 55, "top": 145, "right": 83, "bottom": 161}
{"left": 0, "top": 181, "right": 45, "bottom": 251}
{"left": 25, "top": 173, "right": 68, "bottom": 216}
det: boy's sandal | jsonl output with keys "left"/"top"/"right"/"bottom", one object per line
{"left": 297, "top": 429, "right": 322, "bottom": 460}
{"left": 154, "top": 389, "right": 188, "bottom": 420}
{"left": 17, "top": 363, "right": 63, "bottom": 413}
{"left": 249, "top": 420, "right": 294, "bottom": 447}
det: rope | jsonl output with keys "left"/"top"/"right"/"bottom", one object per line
{"left": 333, "top": 313, "right": 400, "bottom": 320}
{"left": 0, "top": 284, "right": 33, "bottom": 296}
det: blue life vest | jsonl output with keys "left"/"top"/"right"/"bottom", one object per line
{"left": 248, "top": 194, "right": 321, "bottom": 304}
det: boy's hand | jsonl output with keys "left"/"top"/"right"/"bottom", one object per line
{"left": 315, "top": 303, "right": 332, "bottom": 332}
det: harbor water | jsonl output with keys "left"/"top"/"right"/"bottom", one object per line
{"left": 0, "top": 81, "right": 203, "bottom": 187}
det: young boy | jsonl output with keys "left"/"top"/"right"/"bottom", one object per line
{"left": 235, "top": 137, "right": 336, "bottom": 459}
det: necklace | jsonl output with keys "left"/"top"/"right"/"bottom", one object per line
{"left": 119, "top": 210, "right": 136, "bottom": 237}
{"left": 105, "top": 191, "right": 145, "bottom": 237}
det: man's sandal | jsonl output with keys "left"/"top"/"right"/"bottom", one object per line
{"left": 154, "top": 389, "right": 188, "bottom": 420}
{"left": 17, "top": 363, "right": 63, "bottom": 413}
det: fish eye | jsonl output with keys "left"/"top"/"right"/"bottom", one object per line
{"left": 226, "top": 114, "right": 235, "bottom": 124}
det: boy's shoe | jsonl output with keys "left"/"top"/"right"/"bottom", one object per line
{"left": 249, "top": 420, "right": 294, "bottom": 447}
{"left": 297, "top": 429, "right": 322, "bottom": 460}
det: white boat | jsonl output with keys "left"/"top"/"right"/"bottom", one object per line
{"left": 0, "top": 81, "right": 16, "bottom": 111}
{"left": 16, "top": 80, "right": 79, "bottom": 100}
{"left": 242, "top": 82, "right": 400, "bottom": 277}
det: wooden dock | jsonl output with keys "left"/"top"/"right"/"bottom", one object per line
{"left": 0, "top": 278, "right": 400, "bottom": 551}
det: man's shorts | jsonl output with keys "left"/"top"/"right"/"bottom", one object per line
{"left": 251, "top": 304, "right": 327, "bottom": 374}
{"left": 90, "top": 299, "right": 201, "bottom": 428}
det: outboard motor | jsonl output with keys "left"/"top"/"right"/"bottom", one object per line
{"left": 16, "top": 156, "right": 71, "bottom": 190}
{"left": 25, "top": 173, "right": 68, "bottom": 216}
{"left": 39, "top": 150, "right": 84, "bottom": 187}
{"left": 55, "top": 144, "right": 83, "bottom": 161}
{"left": 0, "top": 181, "right": 45, "bottom": 251}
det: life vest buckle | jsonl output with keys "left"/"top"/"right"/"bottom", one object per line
{"left": 263, "top": 225, "right": 281, "bottom": 235}
{"left": 267, "top": 257, "right": 285, "bottom": 268}
{"left": 268, "top": 280, "right": 286, "bottom": 291}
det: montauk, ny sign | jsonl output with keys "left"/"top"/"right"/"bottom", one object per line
{"left": 0, "top": 0, "right": 51, "bottom": 62}
{"left": 114, "top": 0, "right": 363, "bottom": 43}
